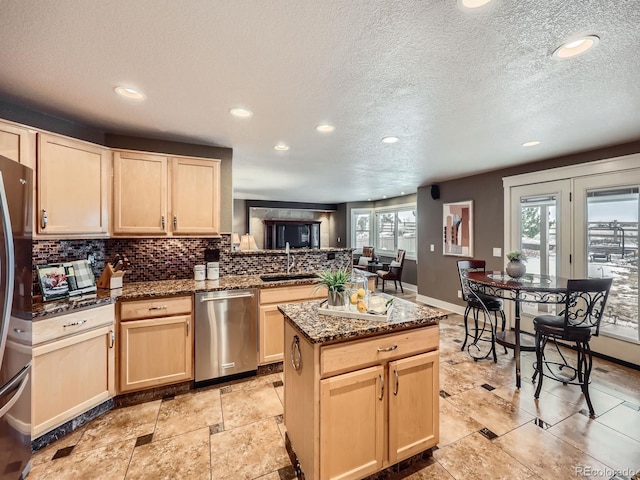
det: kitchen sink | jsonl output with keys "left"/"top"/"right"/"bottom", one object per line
{"left": 260, "top": 273, "right": 319, "bottom": 282}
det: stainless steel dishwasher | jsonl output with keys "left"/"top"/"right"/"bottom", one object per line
{"left": 194, "top": 289, "right": 258, "bottom": 384}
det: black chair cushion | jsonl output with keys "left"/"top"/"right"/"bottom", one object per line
{"left": 534, "top": 314, "right": 592, "bottom": 342}
{"left": 467, "top": 294, "right": 503, "bottom": 311}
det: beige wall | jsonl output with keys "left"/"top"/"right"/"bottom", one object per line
{"left": 417, "top": 140, "right": 640, "bottom": 307}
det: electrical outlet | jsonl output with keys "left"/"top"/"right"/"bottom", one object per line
{"left": 457, "top": 290, "right": 462, "bottom": 299}
{"left": 87, "top": 254, "right": 96, "bottom": 266}
{"left": 430, "top": 244, "right": 435, "bottom": 252}
{"left": 337, "top": 236, "right": 341, "bottom": 243}
{"left": 493, "top": 248, "right": 502, "bottom": 257}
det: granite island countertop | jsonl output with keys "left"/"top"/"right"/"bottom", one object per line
{"left": 33, "top": 273, "right": 324, "bottom": 320}
{"left": 279, "top": 296, "right": 447, "bottom": 344}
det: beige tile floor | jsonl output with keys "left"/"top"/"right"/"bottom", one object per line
{"left": 31, "top": 292, "right": 640, "bottom": 480}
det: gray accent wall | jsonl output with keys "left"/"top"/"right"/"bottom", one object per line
{"left": 417, "top": 140, "right": 640, "bottom": 308}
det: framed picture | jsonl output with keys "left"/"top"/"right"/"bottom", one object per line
{"left": 36, "top": 263, "right": 69, "bottom": 301}
{"left": 443, "top": 200, "right": 474, "bottom": 257}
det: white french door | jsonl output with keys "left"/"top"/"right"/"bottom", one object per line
{"left": 505, "top": 156, "right": 640, "bottom": 365}
{"left": 574, "top": 170, "right": 640, "bottom": 349}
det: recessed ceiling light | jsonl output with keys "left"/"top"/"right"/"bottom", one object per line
{"left": 383, "top": 195, "right": 387, "bottom": 199}
{"left": 316, "top": 124, "right": 335, "bottom": 133}
{"left": 114, "top": 86, "right": 145, "bottom": 100}
{"left": 458, "top": 0, "right": 493, "bottom": 9}
{"left": 229, "top": 106, "right": 253, "bottom": 118}
{"left": 553, "top": 35, "right": 599, "bottom": 59}
{"left": 274, "top": 144, "right": 289, "bottom": 151}
{"left": 522, "top": 141, "right": 541, "bottom": 147}
{"left": 401, "top": 191, "right": 405, "bottom": 195}
{"left": 381, "top": 136, "right": 399, "bottom": 144}
{"left": 368, "top": 198, "right": 372, "bottom": 201}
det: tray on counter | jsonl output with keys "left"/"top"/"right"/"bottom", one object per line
{"left": 317, "top": 299, "right": 394, "bottom": 322}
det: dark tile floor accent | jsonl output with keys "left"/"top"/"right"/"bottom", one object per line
{"left": 275, "top": 414, "right": 284, "bottom": 424}
{"left": 479, "top": 427, "right": 499, "bottom": 440}
{"left": 534, "top": 418, "right": 551, "bottom": 429}
{"left": 134, "top": 434, "right": 153, "bottom": 448}
{"left": 439, "top": 390, "right": 451, "bottom": 398}
{"left": 51, "top": 446, "right": 74, "bottom": 460}
{"left": 219, "top": 386, "right": 232, "bottom": 394}
{"left": 209, "top": 423, "right": 224, "bottom": 434}
{"left": 273, "top": 380, "right": 284, "bottom": 388}
{"left": 481, "top": 383, "right": 495, "bottom": 391}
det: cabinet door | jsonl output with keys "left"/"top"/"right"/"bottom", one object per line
{"left": 320, "top": 365, "right": 384, "bottom": 480}
{"left": 388, "top": 350, "right": 439, "bottom": 463}
{"left": 37, "top": 133, "right": 109, "bottom": 235}
{"left": 170, "top": 157, "right": 220, "bottom": 235}
{"left": 259, "top": 304, "right": 285, "bottom": 365}
{"left": 0, "top": 121, "right": 35, "bottom": 168}
{"left": 32, "top": 325, "right": 116, "bottom": 437}
{"left": 119, "top": 315, "right": 193, "bottom": 392}
{"left": 113, "top": 151, "right": 168, "bottom": 234}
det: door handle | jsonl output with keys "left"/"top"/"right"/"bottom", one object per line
{"left": 199, "top": 292, "right": 255, "bottom": 302}
{"left": 378, "top": 374, "right": 384, "bottom": 400}
{"left": 63, "top": 319, "right": 87, "bottom": 328}
{"left": 161, "top": 215, "right": 165, "bottom": 229}
{"left": 377, "top": 345, "right": 398, "bottom": 352}
{"left": 41, "top": 208, "right": 48, "bottom": 229}
{"left": 109, "top": 330, "right": 115, "bottom": 348}
{"left": 0, "top": 367, "right": 30, "bottom": 418}
{"left": 291, "top": 335, "right": 301, "bottom": 370}
{"left": 186, "top": 320, "right": 190, "bottom": 336}
{"left": 173, "top": 215, "right": 177, "bottom": 229}
{"left": 148, "top": 306, "right": 168, "bottom": 311}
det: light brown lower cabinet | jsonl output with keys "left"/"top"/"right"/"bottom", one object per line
{"left": 258, "top": 284, "right": 326, "bottom": 365}
{"left": 118, "top": 296, "right": 193, "bottom": 393}
{"left": 32, "top": 305, "right": 116, "bottom": 438}
{"left": 285, "top": 321, "right": 439, "bottom": 480}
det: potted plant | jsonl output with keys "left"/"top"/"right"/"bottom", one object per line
{"left": 316, "top": 268, "right": 351, "bottom": 309}
{"left": 506, "top": 250, "right": 527, "bottom": 278}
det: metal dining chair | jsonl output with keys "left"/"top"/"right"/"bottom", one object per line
{"left": 532, "top": 277, "right": 613, "bottom": 417}
{"left": 456, "top": 260, "right": 506, "bottom": 362}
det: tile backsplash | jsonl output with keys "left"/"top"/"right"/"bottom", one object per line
{"left": 32, "top": 235, "right": 351, "bottom": 295}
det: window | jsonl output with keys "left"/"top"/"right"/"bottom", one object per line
{"left": 375, "top": 208, "right": 417, "bottom": 256}
{"left": 351, "top": 209, "right": 372, "bottom": 250}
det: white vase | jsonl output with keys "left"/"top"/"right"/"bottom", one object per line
{"left": 506, "top": 260, "right": 526, "bottom": 278}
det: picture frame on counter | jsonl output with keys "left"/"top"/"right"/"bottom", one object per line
{"left": 36, "top": 263, "right": 69, "bottom": 301}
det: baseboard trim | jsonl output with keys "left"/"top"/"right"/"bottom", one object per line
{"left": 416, "top": 294, "right": 465, "bottom": 315}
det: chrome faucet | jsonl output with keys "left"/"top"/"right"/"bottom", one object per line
{"left": 285, "top": 242, "right": 296, "bottom": 273}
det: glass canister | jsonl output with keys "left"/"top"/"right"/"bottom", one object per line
{"left": 194, "top": 264, "right": 206, "bottom": 281}
{"left": 346, "top": 275, "right": 368, "bottom": 313}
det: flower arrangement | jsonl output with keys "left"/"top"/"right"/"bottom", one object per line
{"left": 506, "top": 250, "right": 526, "bottom": 262}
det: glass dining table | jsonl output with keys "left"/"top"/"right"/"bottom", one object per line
{"left": 464, "top": 271, "right": 571, "bottom": 388}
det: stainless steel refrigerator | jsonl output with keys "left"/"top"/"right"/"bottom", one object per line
{"left": 0, "top": 155, "right": 32, "bottom": 479}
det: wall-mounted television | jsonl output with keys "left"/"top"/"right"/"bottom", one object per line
{"left": 264, "top": 220, "right": 320, "bottom": 249}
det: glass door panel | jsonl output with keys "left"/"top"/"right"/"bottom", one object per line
{"left": 574, "top": 172, "right": 640, "bottom": 343}
{"left": 509, "top": 181, "right": 571, "bottom": 319}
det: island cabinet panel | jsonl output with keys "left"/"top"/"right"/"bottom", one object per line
{"left": 113, "top": 151, "right": 168, "bottom": 235}
{"left": 118, "top": 295, "right": 194, "bottom": 393}
{"left": 388, "top": 351, "right": 439, "bottom": 463}
{"left": 284, "top": 320, "right": 440, "bottom": 480}
{"left": 170, "top": 157, "right": 220, "bottom": 235}
{"left": 320, "top": 365, "right": 384, "bottom": 480}
{"left": 37, "top": 133, "right": 110, "bottom": 235}
{"left": 32, "top": 305, "right": 116, "bottom": 438}
{"left": 258, "top": 285, "right": 326, "bottom": 365}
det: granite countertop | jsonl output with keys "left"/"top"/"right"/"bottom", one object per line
{"left": 32, "top": 273, "right": 323, "bottom": 319}
{"left": 279, "top": 297, "right": 447, "bottom": 344}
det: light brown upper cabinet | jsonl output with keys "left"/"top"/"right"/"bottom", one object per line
{"left": 37, "top": 133, "right": 110, "bottom": 236}
{"left": 171, "top": 157, "right": 220, "bottom": 235}
{"left": 113, "top": 151, "right": 168, "bottom": 235}
{"left": 0, "top": 119, "right": 36, "bottom": 169}
{"left": 113, "top": 150, "right": 220, "bottom": 236}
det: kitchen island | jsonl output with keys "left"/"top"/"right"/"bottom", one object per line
{"left": 280, "top": 298, "right": 446, "bottom": 480}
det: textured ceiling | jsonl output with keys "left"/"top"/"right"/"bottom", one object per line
{"left": 1, "top": 0, "right": 639, "bottom": 203}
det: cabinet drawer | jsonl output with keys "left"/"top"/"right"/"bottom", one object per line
{"left": 320, "top": 326, "right": 438, "bottom": 377}
{"left": 120, "top": 295, "right": 192, "bottom": 321}
{"left": 260, "top": 284, "right": 326, "bottom": 304}
{"left": 33, "top": 304, "right": 115, "bottom": 346}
